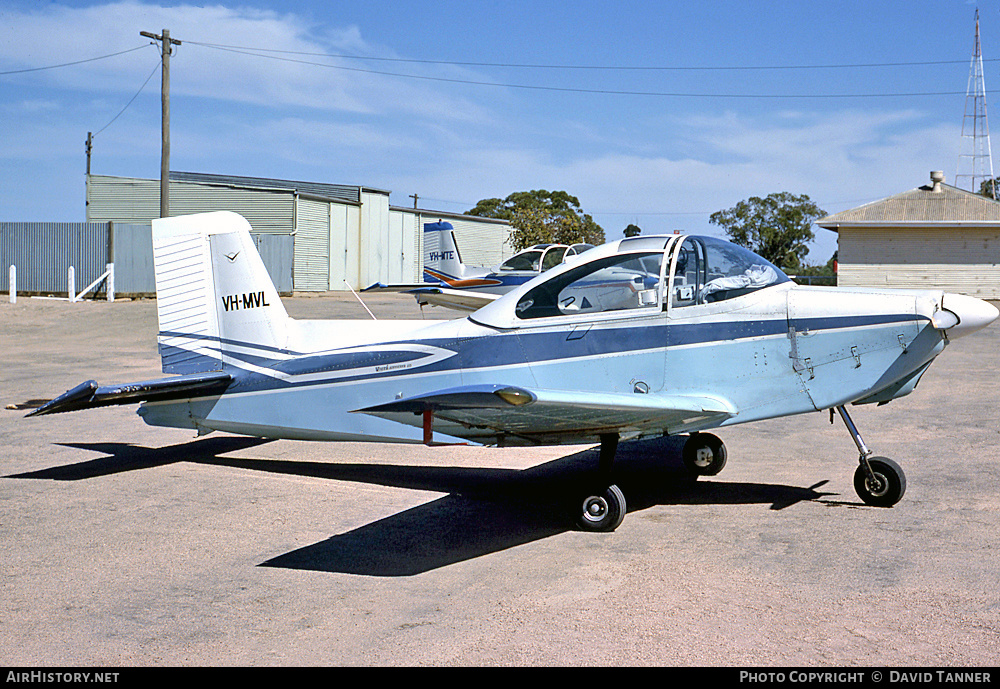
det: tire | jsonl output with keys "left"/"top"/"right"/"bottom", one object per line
{"left": 854, "top": 456, "right": 906, "bottom": 507}
{"left": 682, "top": 433, "right": 728, "bottom": 476}
{"left": 576, "top": 484, "right": 626, "bottom": 532}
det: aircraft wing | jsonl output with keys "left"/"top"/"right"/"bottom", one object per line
{"left": 362, "top": 282, "right": 499, "bottom": 312}
{"left": 408, "top": 287, "right": 499, "bottom": 312}
{"left": 26, "top": 371, "right": 232, "bottom": 417}
{"left": 354, "top": 384, "right": 736, "bottom": 445}
{"left": 362, "top": 281, "right": 441, "bottom": 293}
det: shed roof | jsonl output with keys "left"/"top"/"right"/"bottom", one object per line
{"left": 818, "top": 172, "right": 1000, "bottom": 230}
{"left": 169, "top": 171, "right": 381, "bottom": 204}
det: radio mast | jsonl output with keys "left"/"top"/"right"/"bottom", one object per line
{"left": 956, "top": 10, "right": 996, "bottom": 199}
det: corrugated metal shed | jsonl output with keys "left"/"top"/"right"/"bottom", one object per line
{"left": 112, "top": 223, "right": 155, "bottom": 294}
{"left": 0, "top": 222, "right": 291, "bottom": 296}
{"left": 88, "top": 174, "right": 318, "bottom": 291}
{"left": 253, "top": 234, "right": 294, "bottom": 294}
{"left": 329, "top": 202, "right": 362, "bottom": 291}
{"left": 294, "top": 197, "right": 332, "bottom": 291}
{"left": 360, "top": 189, "right": 391, "bottom": 289}
{"left": 818, "top": 171, "right": 1000, "bottom": 299}
{"left": 86, "top": 173, "right": 512, "bottom": 293}
{"left": 393, "top": 207, "right": 515, "bottom": 270}
{"left": 88, "top": 174, "right": 297, "bottom": 234}
{"left": 170, "top": 171, "right": 366, "bottom": 205}
{"left": 1, "top": 222, "right": 108, "bottom": 294}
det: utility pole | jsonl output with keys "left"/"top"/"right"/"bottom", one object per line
{"left": 409, "top": 193, "right": 419, "bottom": 209}
{"left": 140, "top": 29, "right": 182, "bottom": 217}
{"left": 85, "top": 132, "right": 92, "bottom": 175}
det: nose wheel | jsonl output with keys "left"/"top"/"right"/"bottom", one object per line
{"left": 836, "top": 406, "right": 906, "bottom": 507}
{"left": 854, "top": 456, "right": 906, "bottom": 507}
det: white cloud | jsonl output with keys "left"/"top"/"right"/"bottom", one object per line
{"left": 0, "top": 0, "right": 973, "bottom": 260}
{"left": 376, "top": 107, "right": 960, "bottom": 266}
{"left": 0, "top": 2, "right": 499, "bottom": 120}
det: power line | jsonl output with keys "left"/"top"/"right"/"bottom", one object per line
{"left": 1, "top": 40, "right": 973, "bottom": 98}
{"left": 187, "top": 43, "right": 967, "bottom": 99}
{"left": 185, "top": 40, "right": 984, "bottom": 72}
{"left": 0, "top": 39, "right": 974, "bottom": 80}
{"left": 93, "top": 61, "right": 161, "bottom": 137}
{"left": 0, "top": 45, "right": 151, "bottom": 76}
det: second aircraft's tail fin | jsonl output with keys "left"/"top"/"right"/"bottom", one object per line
{"left": 422, "top": 221, "right": 487, "bottom": 284}
{"left": 152, "top": 211, "right": 289, "bottom": 374}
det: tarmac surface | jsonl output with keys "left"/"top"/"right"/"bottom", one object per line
{"left": 1, "top": 292, "right": 998, "bottom": 667}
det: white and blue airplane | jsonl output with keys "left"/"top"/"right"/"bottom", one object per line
{"left": 29, "top": 211, "right": 998, "bottom": 531}
{"left": 363, "top": 220, "right": 593, "bottom": 311}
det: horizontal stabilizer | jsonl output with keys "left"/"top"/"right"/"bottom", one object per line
{"left": 355, "top": 384, "right": 736, "bottom": 444}
{"left": 26, "top": 371, "right": 232, "bottom": 417}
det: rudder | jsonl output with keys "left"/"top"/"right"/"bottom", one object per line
{"left": 422, "top": 221, "right": 465, "bottom": 283}
{"left": 152, "top": 212, "right": 288, "bottom": 374}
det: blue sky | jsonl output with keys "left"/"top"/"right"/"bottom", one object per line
{"left": 2, "top": 0, "right": 997, "bottom": 263}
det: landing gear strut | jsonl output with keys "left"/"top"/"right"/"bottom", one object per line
{"left": 576, "top": 434, "right": 626, "bottom": 532}
{"left": 835, "top": 405, "right": 906, "bottom": 507}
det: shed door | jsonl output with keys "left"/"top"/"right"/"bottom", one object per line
{"left": 294, "top": 198, "right": 330, "bottom": 291}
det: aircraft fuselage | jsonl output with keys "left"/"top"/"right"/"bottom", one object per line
{"left": 138, "top": 283, "right": 949, "bottom": 447}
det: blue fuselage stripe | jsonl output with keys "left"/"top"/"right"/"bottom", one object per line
{"left": 209, "top": 312, "right": 925, "bottom": 394}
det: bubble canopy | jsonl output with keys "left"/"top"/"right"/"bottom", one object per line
{"left": 470, "top": 235, "right": 790, "bottom": 328}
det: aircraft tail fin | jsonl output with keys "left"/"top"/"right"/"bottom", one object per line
{"left": 422, "top": 221, "right": 470, "bottom": 284}
{"left": 152, "top": 211, "right": 289, "bottom": 374}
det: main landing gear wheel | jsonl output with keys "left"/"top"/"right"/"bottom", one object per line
{"left": 682, "top": 432, "right": 727, "bottom": 476}
{"left": 854, "top": 456, "right": 906, "bottom": 508}
{"left": 575, "top": 433, "right": 626, "bottom": 532}
{"left": 577, "top": 484, "right": 626, "bottom": 532}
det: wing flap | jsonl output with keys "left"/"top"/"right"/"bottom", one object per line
{"left": 355, "top": 384, "right": 736, "bottom": 444}
{"left": 26, "top": 371, "right": 232, "bottom": 417}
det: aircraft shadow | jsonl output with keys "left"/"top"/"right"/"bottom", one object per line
{"left": 10, "top": 435, "right": 838, "bottom": 577}
{"left": 249, "top": 437, "right": 838, "bottom": 577}
{"left": 6, "top": 436, "right": 275, "bottom": 481}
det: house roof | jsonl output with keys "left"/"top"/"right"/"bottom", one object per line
{"left": 818, "top": 172, "right": 1000, "bottom": 230}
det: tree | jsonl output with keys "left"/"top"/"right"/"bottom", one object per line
{"left": 793, "top": 251, "right": 837, "bottom": 277}
{"left": 623, "top": 223, "right": 642, "bottom": 237}
{"left": 709, "top": 192, "right": 826, "bottom": 271}
{"left": 977, "top": 177, "right": 999, "bottom": 200}
{"left": 467, "top": 190, "right": 605, "bottom": 251}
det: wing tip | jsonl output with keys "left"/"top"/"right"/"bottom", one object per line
{"left": 25, "top": 380, "right": 99, "bottom": 417}
{"left": 25, "top": 372, "right": 232, "bottom": 418}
